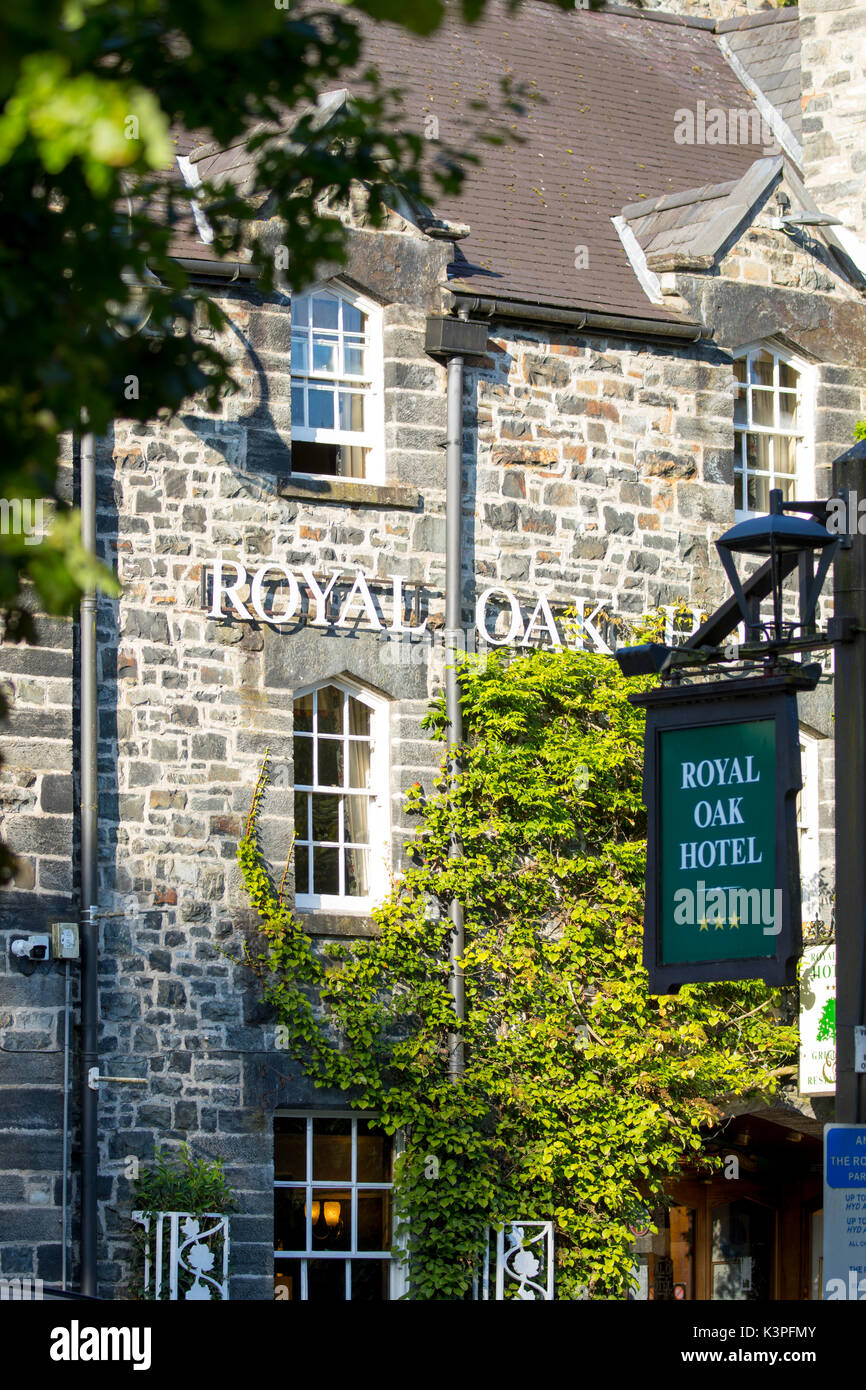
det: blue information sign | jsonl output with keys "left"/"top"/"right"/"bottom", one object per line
{"left": 826, "top": 1126, "right": 866, "bottom": 1187}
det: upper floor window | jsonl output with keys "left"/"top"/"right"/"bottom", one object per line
{"left": 733, "top": 345, "right": 813, "bottom": 518}
{"left": 290, "top": 284, "right": 383, "bottom": 482}
{"left": 293, "top": 678, "right": 389, "bottom": 913}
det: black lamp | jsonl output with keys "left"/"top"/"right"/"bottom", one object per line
{"left": 715, "top": 490, "right": 838, "bottom": 644}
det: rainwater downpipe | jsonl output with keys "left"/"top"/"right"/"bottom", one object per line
{"left": 79, "top": 429, "right": 99, "bottom": 1295}
{"left": 61, "top": 958, "right": 71, "bottom": 1288}
{"left": 444, "top": 353, "right": 465, "bottom": 1080}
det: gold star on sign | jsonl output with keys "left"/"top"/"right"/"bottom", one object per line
{"left": 714, "top": 918, "right": 726, "bottom": 931}
{"left": 698, "top": 918, "right": 709, "bottom": 932}
{"left": 729, "top": 915, "right": 739, "bottom": 929}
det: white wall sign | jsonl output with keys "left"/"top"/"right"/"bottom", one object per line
{"left": 205, "top": 557, "right": 701, "bottom": 655}
{"left": 823, "top": 1124, "right": 866, "bottom": 1299}
{"left": 799, "top": 943, "right": 836, "bottom": 1096}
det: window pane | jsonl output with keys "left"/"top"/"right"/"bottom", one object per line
{"left": 356, "top": 1120, "right": 392, "bottom": 1181}
{"left": 746, "top": 433, "right": 772, "bottom": 473}
{"left": 779, "top": 361, "right": 798, "bottom": 391}
{"left": 733, "top": 358, "right": 747, "bottom": 383}
{"left": 347, "top": 737, "right": 371, "bottom": 790}
{"left": 312, "top": 1119, "right": 352, "bottom": 1180}
{"left": 345, "top": 848, "right": 369, "bottom": 898}
{"left": 357, "top": 1191, "right": 391, "bottom": 1252}
{"left": 318, "top": 738, "right": 344, "bottom": 789}
{"left": 291, "top": 441, "right": 339, "bottom": 477}
{"left": 347, "top": 697, "right": 371, "bottom": 738}
{"left": 295, "top": 845, "right": 309, "bottom": 895}
{"left": 339, "top": 392, "right": 365, "bottom": 432}
{"left": 307, "top": 1260, "right": 346, "bottom": 1299}
{"left": 733, "top": 387, "right": 747, "bottom": 427}
{"left": 344, "top": 343, "right": 364, "bottom": 376}
{"left": 294, "top": 735, "right": 312, "bottom": 785}
{"left": 294, "top": 693, "right": 313, "bottom": 732}
{"left": 294, "top": 791, "right": 309, "bottom": 832}
{"left": 310, "top": 1194, "right": 350, "bottom": 1251}
{"left": 344, "top": 795, "right": 369, "bottom": 844}
{"left": 311, "top": 794, "right": 340, "bottom": 842}
{"left": 275, "top": 1117, "right": 306, "bottom": 1181}
{"left": 351, "top": 1260, "right": 390, "bottom": 1301}
{"left": 711, "top": 1199, "right": 774, "bottom": 1301}
{"left": 290, "top": 336, "right": 308, "bottom": 373}
{"left": 314, "top": 846, "right": 340, "bottom": 894}
{"left": 308, "top": 388, "right": 334, "bottom": 429}
{"left": 291, "top": 386, "right": 305, "bottom": 426}
{"left": 774, "top": 435, "right": 797, "bottom": 476}
{"left": 337, "top": 446, "right": 367, "bottom": 479}
{"left": 778, "top": 393, "right": 798, "bottom": 429}
{"left": 747, "top": 471, "right": 770, "bottom": 512}
{"left": 343, "top": 302, "right": 364, "bottom": 334}
{"left": 275, "top": 1189, "right": 306, "bottom": 1251}
{"left": 751, "top": 389, "right": 774, "bottom": 428}
{"left": 317, "top": 685, "right": 343, "bottom": 735}
{"left": 313, "top": 335, "right": 337, "bottom": 374}
{"left": 750, "top": 351, "right": 774, "bottom": 387}
{"left": 292, "top": 299, "right": 308, "bottom": 327}
{"left": 274, "top": 1260, "right": 301, "bottom": 1301}
{"left": 311, "top": 294, "right": 340, "bottom": 329}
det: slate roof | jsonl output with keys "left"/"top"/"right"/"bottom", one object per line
{"left": 621, "top": 155, "right": 783, "bottom": 268}
{"left": 353, "top": 3, "right": 773, "bottom": 322}
{"left": 717, "top": 8, "right": 802, "bottom": 148}
{"left": 170, "top": 3, "right": 807, "bottom": 323}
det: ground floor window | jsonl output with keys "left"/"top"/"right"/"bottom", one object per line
{"left": 274, "top": 1114, "right": 395, "bottom": 1300}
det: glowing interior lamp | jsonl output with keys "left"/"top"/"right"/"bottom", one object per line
{"left": 323, "top": 1201, "right": 341, "bottom": 1228}
{"left": 304, "top": 1200, "right": 321, "bottom": 1223}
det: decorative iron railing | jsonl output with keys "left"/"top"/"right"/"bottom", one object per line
{"left": 131, "top": 1211, "right": 230, "bottom": 1300}
{"left": 473, "top": 1221, "right": 554, "bottom": 1300}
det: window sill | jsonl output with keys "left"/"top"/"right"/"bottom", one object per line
{"left": 277, "top": 475, "right": 420, "bottom": 509}
{"left": 297, "top": 911, "right": 380, "bottom": 938}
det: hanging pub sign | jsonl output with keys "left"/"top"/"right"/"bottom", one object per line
{"left": 630, "top": 673, "right": 814, "bottom": 993}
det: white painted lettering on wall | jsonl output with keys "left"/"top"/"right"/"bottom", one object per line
{"left": 206, "top": 558, "right": 701, "bottom": 653}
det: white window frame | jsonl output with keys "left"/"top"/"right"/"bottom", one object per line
{"left": 274, "top": 1111, "right": 403, "bottom": 1301}
{"left": 733, "top": 342, "right": 815, "bottom": 520}
{"left": 290, "top": 280, "right": 384, "bottom": 483}
{"left": 293, "top": 676, "right": 390, "bottom": 915}
{"left": 798, "top": 728, "right": 821, "bottom": 924}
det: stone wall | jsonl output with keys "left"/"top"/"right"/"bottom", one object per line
{"left": 0, "top": 200, "right": 860, "bottom": 1296}
{"left": 800, "top": 0, "right": 866, "bottom": 240}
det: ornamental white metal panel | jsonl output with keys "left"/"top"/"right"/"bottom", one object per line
{"left": 474, "top": 1221, "right": 554, "bottom": 1300}
{"left": 131, "top": 1211, "right": 230, "bottom": 1300}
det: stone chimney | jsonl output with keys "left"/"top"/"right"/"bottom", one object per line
{"left": 799, "top": 0, "right": 866, "bottom": 241}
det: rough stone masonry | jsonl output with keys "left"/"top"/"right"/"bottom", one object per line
{"left": 1, "top": 45, "right": 866, "bottom": 1295}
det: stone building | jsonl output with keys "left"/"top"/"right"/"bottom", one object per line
{"left": 1, "top": 2, "right": 864, "bottom": 1300}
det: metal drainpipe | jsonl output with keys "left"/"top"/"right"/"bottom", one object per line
{"left": 61, "top": 959, "right": 71, "bottom": 1289}
{"left": 444, "top": 354, "right": 465, "bottom": 1080}
{"left": 79, "top": 430, "right": 99, "bottom": 1295}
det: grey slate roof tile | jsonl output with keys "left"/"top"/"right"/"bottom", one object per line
{"left": 168, "top": 4, "right": 801, "bottom": 322}
{"left": 622, "top": 155, "right": 784, "bottom": 267}
{"left": 723, "top": 9, "right": 802, "bottom": 145}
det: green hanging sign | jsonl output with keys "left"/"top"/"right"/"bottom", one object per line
{"left": 631, "top": 674, "right": 809, "bottom": 993}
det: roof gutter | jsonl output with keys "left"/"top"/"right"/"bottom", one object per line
{"left": 171, "top": 264, "right": 706, "bottom": 339}
{"left": 455, "top": 293, "right": 705, "bottom": 342}
{"left": 171, "top": 258, "right": 256, "bottom": 281}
